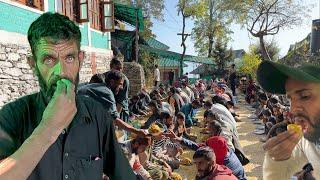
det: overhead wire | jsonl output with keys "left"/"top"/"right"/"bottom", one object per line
{"left": 164, "top": 6, "right": 180, "bottom": 25}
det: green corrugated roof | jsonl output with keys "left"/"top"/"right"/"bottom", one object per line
{"left": 145, "top": 38, "right": 170, "bottom": 50}
{"left": 140, "top": 44, "right": 216, "bottom": 65}
{"left": 114, "top": 3, "right": 144, "bottom": 31}
{"left": 156, "top": 57, "right": 188, "bottom": 67}
{"left": 190, "top": 64, "right": 216, "bottom": 74}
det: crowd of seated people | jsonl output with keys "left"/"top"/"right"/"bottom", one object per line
{"left": 87, "top": 62, "right": 249, "bottom": 180}
{"left": 242, "top": 79, "right": 293, "bottom": 141}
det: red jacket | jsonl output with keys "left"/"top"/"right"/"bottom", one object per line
{"left": 205, "top": 136, "right": 228, "bottom": 165}
{"left": 195, "top": 164, "right": 237, "bottom": 180}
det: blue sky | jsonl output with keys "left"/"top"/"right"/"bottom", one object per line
{"left": 151, "top": 0, "right": 320, "bottom": 58}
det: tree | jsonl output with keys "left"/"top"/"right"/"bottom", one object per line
{"left": 139, "top": 48, "right": 159, "bottom": 85}
{"left": 115, "top": 0, "right": 165, "bottom": 84}
{"left": 177, "top": 0, "right": 199, "bottom": 76}
{"left": 226, "top": 0, "right": 310, "bottom": 61}
{"left": 177, "top": 0, "right": 189, "bottom": 76}
{"left": 238, "top": 47, "right": 262, "bottom": 79}
{"left": 115, "top": 0, "right": 164, "bottom": 20}
{"left": 191, "top": 0, "right": 233, "bottom": 58}
{"left": 212, "top": 39, "right": 233, "bottom": 74}
{"left": 115, "top": 0, "right": 165, "bottom": 38}
{"left": 251, "top": 40, "right": 280, "bottom": 61}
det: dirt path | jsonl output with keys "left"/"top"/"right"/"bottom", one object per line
{"left": 176, "top": 94, "right": 264, "bottom": 180}
{"left": 236, "top": 95, "right": 264, "bottom": 180}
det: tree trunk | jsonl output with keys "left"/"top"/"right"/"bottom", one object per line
{"left": 208, "top": 0, "right": 214, "bottom": 57}
{"left": 180, "top": 12, "right": 186, "bottom": 77}
{"left": 259, "top": 36, "right": 271, "bottom": 61}
{"left": 208, "top": 37, "right": 213, "bottom": 58}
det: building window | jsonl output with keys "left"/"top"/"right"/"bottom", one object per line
{"left": 13, "top": 0, "right": 43, "bottom": 10}
{"left": 89, "top": 0, "right": 100, "bottom": 30}
{"left": 56, "top": 0, "right": 114, "bottom": 32}
{"left": 77, "top": 0, "right": 89, "bottom": 23}
{"left": 57, "top": 0, "right": 75, "bottom": 21}
{"left": 101, "top": 0, "right": 114, "bottom": 32}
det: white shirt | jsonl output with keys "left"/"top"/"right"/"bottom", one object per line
{"left": 182, "top": 86, "right": 194, "bottom": 101}
{"left": 154, "top": 68, "right": 160, "bottom": 81}
{"left": 211, "top": 103, "right": 237, "bottom": 128}
{"left": 263, "top": 137, "right": 320, "bottom": 179}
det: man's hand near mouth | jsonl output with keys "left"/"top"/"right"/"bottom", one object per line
{"left": 40, "top": 79, "right": 77, "bottom": 140}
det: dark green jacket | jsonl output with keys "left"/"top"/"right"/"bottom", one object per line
{"left": 0, "top": 91, "right": 135, "bottom": 180}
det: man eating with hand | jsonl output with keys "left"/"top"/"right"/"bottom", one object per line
{"left": 0, "top": 12, "right": 135, "bottom": 180}
{"left": 257, "top": 60, "right": 320, "bottom": 179}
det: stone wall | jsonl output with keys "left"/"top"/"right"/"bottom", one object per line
{"left": 123, "top": 62, "right": 145, "bottom": 97}
{"left": 0, "top": 42, "right": 112, "bottom": 107}
{"left": 79, "top": 49, "right": 113, "bottom": 82}
{"left": 0, "top": 43, "right": 38, "bottom": 107}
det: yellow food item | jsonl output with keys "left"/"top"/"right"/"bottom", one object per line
{"left": 180, "top": 157, "right": 192, "bottom": 166}
{"left": 201, "top": 135, "right": 210, "bottom": 142}
{"left": 148, "top": 124, "right": 161, "bottom": 134}
{"left": 287, "top": 124, "right": 302, "bottom": 135}
{"left": 171, "top": 172, "right": 182, "bottom": 180}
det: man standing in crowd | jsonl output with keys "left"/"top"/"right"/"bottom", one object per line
{"left": 169, "top": 69, "right": 175, "bottom": 86}
{"left": 257, "top": 60, "right": 320, "bottom": 179}
{"left": 110, "top": 57, "right": 130, "bottom": 125}
{"left": 80, "top": 70, "right": 146, "bottom": 137}
{"left": 88, "top": 57, "right": 132, "bottom": 140}
{"left": 228, "top": 64, "right": 237, "bottom": 96}
{"left": 193, "top": 147, "right": 237, "bottom": 180}
{"left": 154, "top": 64, "right": 161, "bottom": 88}
{"left": 0, "top": 12, "right": 135, "bottom": 179}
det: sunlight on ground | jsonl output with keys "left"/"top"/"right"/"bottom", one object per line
{"left": 177, "top": 95, "right": 264, "bottom": 180}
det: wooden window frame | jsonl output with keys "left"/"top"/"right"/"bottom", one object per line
{"left": 75, "top": 0, "right": 89, "bottom": 23}
{"left": 57, "top": 0, "right": 75, "bottom": 21}
{"left": 100, "top": 0, "right": 114, "bottom": 32}
{"left": 89, "top": 0, "right": 100, "bottom": 30}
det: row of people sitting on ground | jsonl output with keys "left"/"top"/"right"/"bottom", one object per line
{"left": 82, "top": 59, "right": 246, "bottom": 179}
{"left": 243, "top": 80, "right": 294, "bottom": 141}
{"left": 119, "top": 80, "right": 248, "bottom": 179}
{"left": 121, "top": 109, "right": 246, "bottom": 179}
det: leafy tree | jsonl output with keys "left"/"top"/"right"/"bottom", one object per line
{"left": 115, "top": 0, "right": 164, "bottom": 20}
{"left": 177, "top": 0, "right": 218, "bottom": 76}
{"left": 177, "top": 0, "right": 203, "bottom": 76}
{"left": 251, "top": 40, "right": 280, "bottom": 61}
{"left": 191, "top": 0, "right": 233, "bottom": 58}
{"left": 212, "top": 39, "right": 233, "bottom": 74}
{"left": 114, "top": 0, "right": 165, "bottom": 86}
{"left": 138, "top": 48, "right": 160, "bottom": 85}
{"left": 114, "top": 0, "right": 165, "bottom": 38}
{"left": 238, "top": 47, "right": 262, "bottom": 79}
{"left": 226, "top": 0, "right": 311, "bottom": 61}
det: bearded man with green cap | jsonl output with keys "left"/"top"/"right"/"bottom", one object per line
{"left": 257, "top": 60, "right": 320, "bottom": 179}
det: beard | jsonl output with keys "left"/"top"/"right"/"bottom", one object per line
{"left": 132, "top": 147, "right": 138, "bottom": 155}
{"left": 296, "top": 112, "right": 320, "bottom": 145}
{"left": 304, "top": 119, "right": 320, "bottom": 145}
{"left": 112, "top": 88, "right": 119, "bottom": 95}
{"left": 36, "top": 68, "right": 79, "bottom": 104}
{"left": 197, "top": 165, "right": 213, "bottom": 178}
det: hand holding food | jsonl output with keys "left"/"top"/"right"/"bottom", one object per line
{"left": 287, "top": 124, "right": 302, "bottom": 136}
